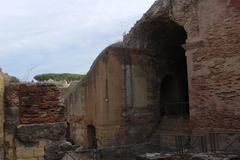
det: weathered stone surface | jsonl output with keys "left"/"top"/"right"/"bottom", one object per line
{"left": 4, "top": 82, "right": 68, "bottom": 160}
{"left": 62, "top": 152, "right": 92, "bottom": 160}
{"left": 1, "top": 0, "right": 239, "bottom": 159}
{"left": 4, "top": 106, "right": 20, "bottom": 133}
{"left": 17, "top": 122, "right": 67, "bottom": 143}
{"left": 15, "top": 138, "right": 48, "bottom": 160}
{"left": 0, "top": 72, "right": 4, "bottom": 147}
{"left": 44, "top": 140, "right": 73, "bottom": 160}
{"left": 3, "top": 73, "right": 19, "bottom": 86}
{"left": 65, "top": 0, "right": 240, "bottom": 150}
{"left": 137, "top": 153, "right": 240, "bottom": 160}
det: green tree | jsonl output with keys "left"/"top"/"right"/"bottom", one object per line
{"left": 34, "top": 73, "right": 84, "bottom": 82}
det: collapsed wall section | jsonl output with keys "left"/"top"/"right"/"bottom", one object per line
{"left": 0, "top": 72, "right": 4, "bottom": 157}
{"left": 4, "top": 83, "right": 67, "bottom": 160}
{"left": 18, "top": 83, "right": 65, "bottom": 124}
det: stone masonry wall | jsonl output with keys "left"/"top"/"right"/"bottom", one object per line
{"left": 188, "top": 0, "right": 240, "bottom": 132}
{"left": 4, "top": 83, "right": 67, "bottom": 160}
{"left": 65, "top": 80, "right": 86, "bottom": 146}
{"left": 0, "top": 72, "right": 4, "bottom": 157}
{"left": 124, "top": 0, "right": 240, "bottom": 133}
{"left": 65, "top": 45, "right": 173, "bottom": 146}
{"left": 65, "top": 45, "right": 127, "bottom": 147}
{"left": 67, "top": 0, "right": 240, "bottom": 148}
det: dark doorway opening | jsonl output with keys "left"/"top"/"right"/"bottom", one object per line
{"left": 160, "top": 75, "right": 177, "bottom": 116}
{"left": 160, "top": 74, "right": 189, "bottom": 118}
{"left": 87, "top": 125, "right": 97, "bottom": 148}
{"left": 159, "top": 25, "right": 189, "bottom": 118}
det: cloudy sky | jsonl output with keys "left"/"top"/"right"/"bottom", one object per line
{"left": 0, "top": 0, "right": 155, "bottom": 81}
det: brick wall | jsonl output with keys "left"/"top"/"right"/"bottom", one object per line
{"left": 186, "top": 0, "right": 240, "bottom": 132}
{"left": 5, "top": 83, "right": 65, "bottom": 124}
{"left": 124, "top": 0, "right": 240, "bottom": 133}
{"left": 4, "top": 83, "right": 67, "bottom": 160}
{"left": 64, "top": 0, "right": 240, "bottom": 149}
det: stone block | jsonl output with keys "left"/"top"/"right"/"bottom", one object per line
{"left": 17, "top": 122, "right": 67, "bottom": 143}
{"left": 5, "top": 148, "right": 14, "bottom": 160}
{"left": 33, "top": 146, "right": 44, "bottom": 157}
{"left": 38, "top": 139, "right": 48, "bottom": 147}
{"left": 16, "top": 146, "right": 34, "bottom": 159}
{"left": 5, "top": 134, "right": 14, "bottom": 146}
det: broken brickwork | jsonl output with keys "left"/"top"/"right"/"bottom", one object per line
{"left": 0, "top": 0, "right": 238, "bottom": 159}
{"left": 5, "top": 83, "right": 65, "bottom": 124}
{"left": 4, "top": 83, "right": 67, "bottom": 160}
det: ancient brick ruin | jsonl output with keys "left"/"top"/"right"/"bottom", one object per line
{"left": 0, "top": 0, "right": 240, "bottom": 159}
{"left": 4, "top": 82, "right": 67, "bottom": 160}
{"left": 65, "top": 0, "right": 240, "bottom": 152}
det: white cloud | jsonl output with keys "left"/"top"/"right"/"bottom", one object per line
{"left": 0, "top": 0, "right": 156, "bottom": 80}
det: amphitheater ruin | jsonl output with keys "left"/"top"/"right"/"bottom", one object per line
{"left": 0, "top": 0, "right": 239, "bottom": 159}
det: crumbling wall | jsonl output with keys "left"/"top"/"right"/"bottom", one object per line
{"left": 65, "top": 80, "right": 86, "bottom": 145}
{"left": 66, "top": 46, "right": 127, "bottom": 147}
{"left": 17, "top": 83, "right": 65, "bottom": 124}
{"left": 66, "top": 46, "right": 173, "bottom": 146}
{"left": 4, "top": 83, "right": 67, "bottom": 160}
{"left": 187, "top": 0, "right": 240, "bottom": 132}
{"left": 119, "top": 49, "right": 162, "bottom": 144}
{"left": 124, "top": 0, "right": 240, "bottom": 133}
{"left": 66, "top": 0, "right": 240, "bottom": 148}
{"left": 0, "top": 72, "right": 4, "bottom": 156}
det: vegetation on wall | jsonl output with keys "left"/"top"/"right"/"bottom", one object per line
{"left": 34, "top": 73, "right": 85, "bottom": 82}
